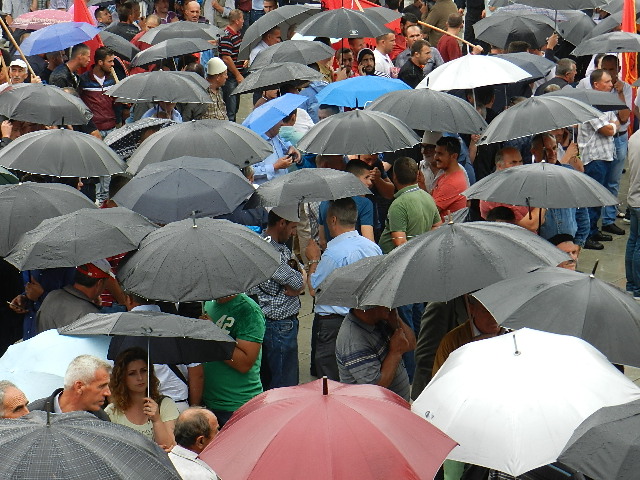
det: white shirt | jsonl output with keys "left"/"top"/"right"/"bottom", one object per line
{"left": 168, "top": 445, "right": 219, "bottom": 480}
{"left": 249, "top": 40, "right": 269, "bottom": 65}
{"left": 373, "top": 48, "right": 393, "bottom": 77}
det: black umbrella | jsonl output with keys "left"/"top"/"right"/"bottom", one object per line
{"left": 0, "top": 83, "right": 92, "bottom": 125}
{"left": 495, "top": 52, "right": 555, "bottom": 80}
{"left": 315, "top": 255, "right": 384, "bottom": 308}
{"left": 297, "top": 110, "right": 420, "bottom": 155}
{"left": 250, "top": 40, "right": 335, "bottom": 71}
{"left": 239, "top": 4, "right": 321, "bottom": 60}
{"left": 0, "top": 182, "right": 96, "bottom": 257}
{"left": 362, "top": 6, "right": 402, "bottom": 24}
{"left": 99, "top": 30, "right": 140, "bottom": 60}
{"left": 126, "top": 119, "right": 272, "bottom": 174}
{"left": 584, "top": 11, "right": 622, "bottom": 41}
{"left": 140, "top": 21, "right": 223, "bottom": 45}
{"left": 104, "top": 117, "right": 176, "bottom": 160}
{"left": 117, "top": 218, "right": 280, "bottom": 302}
{"left": 231, "top": 61, "right": 324, "bottom": 95}
{"left": 0, "top": 128, "right": 127, "bottom": 177}
{"left": 106, "top": 71, "right": 211, "bottom": 104}
{"left": 557, "top": 13, "right": 596, "bottom": 46}
{"left": 572, "top": 31, "right": 640, "bottom": 56}
{"left": 130, "top": 38, "right": 216, "bottom": 68}
{"left": 296, "top": 8, "right": 393, "bottom": 39}
{"left": 542, "top": 87, "right": 628, "bottom": 111}
{"left": 367, "top": 88, "right": 488, "bottom": 134}
{"left": 0, "top": 410, "right": 181, "bottom": 479}
{"left": 473, "top": 12, "right": 555, "bottom": 50}
{"left": 113, "top": 157, "right": 255, "bottom": 224}
{"left": 516, "top": 0, "right": 611, "bottom": 9}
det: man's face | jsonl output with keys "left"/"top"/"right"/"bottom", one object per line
{"left": 467, "top": 297, "right": 500, "bottom": 335}
{"left": 337, "top": 52, "right": 353, "bottom": 70}
{"left": 348, "top": 38, "right": 364, "bottom": 55}
{"left": 600, "top": 60, "right": 619, "bottom": 85}
{"left": 78, "top": 50, "right": 92, "bottom": 68}
{"left": 97, "top": 9, "right": 113, "bottom": 25}
{"left": 415, "top": 45, "right": 431, "bottom": 66}
{"left": 593, "top": 71, "right": 613, "bottom": 92}
{"left": 265, "top": 27, "right": 281, "bottom": 46}
{"left": 541, "top": 136, "right": 557, "bottom": 163}
{"left": 211, "top": 70, "right": 228, "bottom": 88}
{"left": 2, "top": 387, "right": 29, "bottom": 419}
{"left": 497, "top": 151, "right": 523, "bottom": 170}
{"left": 79, "top": 368, "right": 111, "bottom": 411}
{"left": 155, "top": 0, "right": 169, "bottom": 14}
{"left": 277, "top": 220, "right": 298, "bottom": 243}
{"left": 405, "top": 26, "right": 422, "bottom": 48}
{"left": 358, "top": 171, "right": 373, "bottom": 188}
{"left": 97, "top": 55, "right": 115, "bottom": 76}
{"left": 421, "top": 143, "right": 436, "bottom": 165}
{"left": 557, "top": 241, "right": 579, "bottom": 270}
{"left": 379, "top": 33, "right": 395, "bottom": 55}
{"left": 9, "top": 66, "right": 27, "bottom": 84}
{"left": 263, "top": 0, "right": 276, "bottom": 12}
{"left": 434, "top": 145, "right": 456, "bottom": 170}
{"left": 184, "top": 1, "right": 201, "bottom": 21}
{"left": 565, "top": 64, "right": 577, "bottom": 83}
{"left": 360, "top": 54, "right": 375, "bottom": 75}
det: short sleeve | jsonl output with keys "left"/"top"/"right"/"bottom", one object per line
{"left": 357, "top": 197, "right": 374, "bottom": 226}
{"left": 387, "top": 201, "right": 409, "bottom": 233}
{"left": 233, "top": 300, "right": 266, "bottom": 344}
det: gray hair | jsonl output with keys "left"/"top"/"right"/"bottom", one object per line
{"left": 64, "top": 355, "right": 111, "bottom": 389}
{"left": 556, "top": 58, "right": 576, "bottom": 77}
{"left": 0, "top": 381, "right": 18, "bottom": 417}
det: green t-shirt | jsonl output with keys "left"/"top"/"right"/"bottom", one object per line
{"left": 203, "top": 294, "right": 266, "bottom": 412}
{"left": 379, "top": 184, "right": 441, "bottom": 254}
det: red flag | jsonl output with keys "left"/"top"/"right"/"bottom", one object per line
{"left": 73, "top": 0, "right": 103, "bottom": 73}
{"left": 622, "top": 0, "right": 637, "bottom": 85}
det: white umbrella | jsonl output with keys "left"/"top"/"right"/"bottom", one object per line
{"left": 412, "top": 328, "right": 640, "bottom": 477}
{"left": 416, "top": 55, "right": 531, "bottom": 91}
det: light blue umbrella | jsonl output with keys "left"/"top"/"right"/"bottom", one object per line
{"left": 315, "top": 76, "right": 411, "bottom": 108}
{"left": 20, "top": 22, "right": 101, "bottom": 56}
{"left": 0, "top": 329, "right": 110, "bottom": 401}
{"left": 242, "top": 93, "right": 307, "bottom": 136}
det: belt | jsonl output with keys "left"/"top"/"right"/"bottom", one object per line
{"left": 317, "top": 314, "right": 345, "bottom": 320}
{"left": 175, "top": 399, "right": 188, "bottom": 403}
{"left": 614, "top": 130, "right": 628, "bottom": 138}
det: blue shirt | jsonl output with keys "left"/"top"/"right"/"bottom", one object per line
{"left": 252, "top": 134, "right": 292, "bottom": 185}
{"left": 141, "top": 106, "right": 183, "bottom": 122}
{"left": 318, "top": 196, "right": 374, "bottom": 242}
{"left": 311, "top": 231, "right": 382, "bottom": 316}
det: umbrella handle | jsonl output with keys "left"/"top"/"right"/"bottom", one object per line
{"left": 0, "top": 15, "right": 37, "bottom": 79}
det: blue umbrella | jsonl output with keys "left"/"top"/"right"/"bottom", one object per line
{"left": 242, "top": 93, "right": 307, "bottom": 136}
{"left": 316, "top": 76, "right": 411, "bottom": 108}
{"left": 20, "top": 22, "right": 101, "bottom": 56}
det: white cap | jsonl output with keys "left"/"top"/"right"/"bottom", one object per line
{"left": 421, "top": 131, "right": 442, "bottom": 145}
{"left": 9, "top": 59, "right": 27, "bottom": 70}
{"left": 271, "top": 204, "right": 300, "bottom": 222}
{"left": 207, "top": 57, "right": 227, "bottom": 76}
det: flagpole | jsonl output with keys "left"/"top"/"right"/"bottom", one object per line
{"left": 0, "top": 16, "right": 37, "bottom": 78}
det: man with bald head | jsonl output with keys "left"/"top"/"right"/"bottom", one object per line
{"left": 183, "top": 1, "right": 209, "bottom": 23}
{"left": 0, "top": 381, "right": 29, "bottom": 419}
{"left": 168, "top": 407, "right": 219, "bottom": 479}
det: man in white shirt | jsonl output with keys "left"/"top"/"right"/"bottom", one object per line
{"left": 373, "top": 32, "right": 395, "bottom": 77}
{"left": 248, "top": 25, "right": 281, "bottom": 65}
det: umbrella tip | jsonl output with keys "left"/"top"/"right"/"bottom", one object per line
{"left": 513, "top": 333, "right": 521, "bottom": 356}
{"left": 590, "top": 259, "right": 599, "bottom": 278}
{"left": 322, "top": 376, "right": 328, "bottom": 395}
{"left": 190, "top": 211, "right": 198, "bottom": 228}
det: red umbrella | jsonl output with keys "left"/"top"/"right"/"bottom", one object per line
{"left": 11, "top": 10, "right": 72, "bottom": 30}
{"left": 200, "top": 378, "right": 457, "bottom": 480}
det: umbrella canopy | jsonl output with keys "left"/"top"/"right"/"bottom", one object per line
{"left": 0, "top": 128, "right": 127, "bottom": 177}
{"left": 600, "top": 0, "right": 640, "bottom": 13}
{"left": 558, "top": 399, "right": 640, "bottom": 480}
{"left": 412, "top": 328, "right": 640, "bottom": 477}
{"left": 117, "top": 218, "right": 280, "bottom": 302}
{"left": 572, "top": 31, "right": 640, "bottom": 56}
{"left": 200, "top": 378, "right": 457, "bottom": 480}
{"left": 361, "top": 5, "right": 403, "bottom": 23}
{"left": 239, "top": 4, "right": 321, "bottom": 60}
{"left": 0, "top": 410, "right": 181, "bottom": 479}
{"left": 59, "top": 310, "right": 236, "bottom": 364}
{"left": 130, "top": 38, "right": 216, "bottom": 67}
{"left": 297, "top": 110, "right": 420, "bottom": 155}
{"left": 494, "top": 52, "right": 555, "bottom": 79}
{"left": 112, "top": 157, "right": 255, "bottom": 224}
{"left": 557, "top": 12, "right": 596, "bottom": 45}
{"left": 342, "top": 222, "right": 570, "bottom": 307}
{"left": 477, "top": 96, "right": 603, "bottom": 144}
{"left": 0, "top": 329, "right": 109, "bottom": 401}
{"left": 140, "top": 20, "right": 223, "bottom": 45}
{"left": 250, "top": 39, "right": 335, "bottom": 71}
{"left": 542, "top": 87, "right": 628, "bottom": 111}
{"left": 367, "top": 88, "right": 488, "bottom": 134}
{"left": 106, "top": 71, "right": 212, "bottom": 103}
{"left": 296, "top": 8, "right": 393, "bottom": 39}
{"left": 19, "top": 22, "right": 100, "bottom": 55}
{"left": 472, "top": 266, "right": 640, "bottom": 368}
{"left": 417, "top": 55, "right": 531, "bottom": 90}
{"left": 516, "top": 0, "right": 611, "bottom": 8}
{"left": 0, "top": 83, "right": 92, "bottom": 125}
{"left": 242, "top": 93, "right": 308, "bottom": 135}
{"left": 99, "top": 30, "right": 140, "bottom": 60}
{"left": 248, "top": 168, "right": 372, "bottom": 206}
{"left": 231, "top": 62, "right": 324, "bottom": 95}
{"left": 10, "top": 9, "right": 72, "bottom": 29}
{"left": 0, "top": 167, "right": 18, "bottom": 185}
{"left": 5, "top": 207, "right": 157, "bottom": 271}
{"left": 315, "top": 75, "right": 410, "bottom": 108}
{"left": 104, "top": 117, "right": 175, "bottom": 159}
{"left": 473, "top": 12, "right": 555, "bottom": 50}
{"left": 0, "top": 182, "right": 96, "bottom": 257}
{"left": 582, "top": 10, "right": 622, "bottom": 40}
{"left": 315, "top": 255, "right": 384, "bottom": 309}
{"left": 462, "top": 162, "right": 619, "bottom": 208}
{"left": 126, "top": 119, "right": 272, "bottom": 174}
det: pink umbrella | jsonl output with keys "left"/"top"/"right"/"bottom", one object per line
{"left": 200, "top": 378, "right": 457, "bottom": 480}
{"left": 11, "top": 9, "right": 72, "bottom": 30}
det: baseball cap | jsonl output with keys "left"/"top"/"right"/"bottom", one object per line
{"left": 77, "top": 259, "right": 115, "bottom": 279}
{"left": 207, "top": 57, "right": 227, "bottom": 76}
{"left": 9, "top": 59, "right": 27, "bottom": 69}
{"left": 422, "top": 131, "right": 442, "bottom": 146}
{"left": 271, "top": 204, "right": 300, "bottom": 222}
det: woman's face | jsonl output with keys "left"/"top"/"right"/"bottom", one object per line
{"left": 125, "top": 359, "right": 148, "bottom": 393}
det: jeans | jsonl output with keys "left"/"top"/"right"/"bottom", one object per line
{"left": 249, "top": 8, "right": 264, "bottom": 25}
{"left": 221, "top": 74, "right": 241, "bottom": 122}
{"left": 584, "top": 160, "right": 612, "bottom": 237}
{"left": 625, "top": 207, "right": 640, "bottom": 296}
{"left": 603, "top": 133, "right": 628, "bottom": 226}
{"left": 397, "top": 302, "right": 425, "bottom": 384}
{"left": 261, "top": 315, "right": 299, "bottom": 389}
{"left": 313, "top": 314, "right": 344, "bottom": 381}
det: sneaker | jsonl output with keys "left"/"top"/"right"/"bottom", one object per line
{"left": 624, "top": 218, "right": 631, "bottom": 224}
{"left": 602, "top": 223, "right": 625, "bottom": 235}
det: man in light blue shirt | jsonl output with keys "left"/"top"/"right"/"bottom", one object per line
{"left": 306, "top": 198, "right": 383, "bottom": 380}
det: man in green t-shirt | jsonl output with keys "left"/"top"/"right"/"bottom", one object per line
{"left": 202, "top": 293, "right": 265, "bottom": 427}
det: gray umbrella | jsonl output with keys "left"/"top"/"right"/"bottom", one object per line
{"left": 315, "top": 255, "right": 384, "bottom": 308}
{"left": 0, "top": 410, "right": 181, "bottom": 479}
{"left": 140, "top": 20, "right": 223, "bottom": 45}
{"left": 104, "top": 117, "right": 176, "bottom": 160}
{"left": 557, "top": 12, "right": 596, "bottom": 46}
{"left": 367, "top": 89, "right": 488, "bottom": 134}
{"left": 542, "top": 87, "right": 628, "bottom": 111}
{"left": 5, "top": 207, "right": 157, "bottom": 270}
{"left": 117, "top": 218, "right": 280, "bottom": 302}
{"left": 559, "top": 399, "right": 640, "bottom": 480}
{"left": 473, "top": 12, "right": 555, "bottom": 50}
{"left": 0, "top": 83, "right": 92, "bottom": 125}
{"left": 113, "top": 157, "right": 255, "bottom": 224}
{"left": 106, "top": 71, "right": 212, "bottom": 103}
{"left": 297, "top": 110, "right": 420, "bottom": 155}
{"left": 0, "top": 129, "right": 126, "bottom": 177}
{"left": 572, "top": 32, "right": 640, "bottom": 56}
{"left": 99, "top": 30, "right": 140, "bottom": 60}
{"left": 348, "top": 222, "right": 569, "bottom": 307}
{"left": 477, "top": 96, "right": 603, "bottom": 145}
{"left": 231, "top": 62, "right": 324, "bottom": 95}
{"left": 239, "top": 4, "right": 321, "bottom": 60}
{"left": 0, "top": 182, "right": 96, "bottom": 257}
{"left": 495, "top": 52, "right": 555, "bottom": 79}
{"left": 472, "top": 266, "right": 640, "bottom": 368}
{"left": 126, "top": 119, "right": 272, "bottom": 174}
{"left": 362, "top": 6, "right": 402, "bottom": 24}
{"left": 462, "top": 162, "right": 618, "bottom": 208}
{"left": 250, "top": 40, "right": 335, "bottom": 71}
{"left": 582, "top": 10, "right": 622, "bottom": 40}
{"left": 516, "top": 0, "right": 610, "bottom": 8}
{"left": 248, "top": 168, "right": 372, "bottom": 207}
{"left": 296, "top": 8, "right": 393, "bottom": 39}
{"left": 600, "top": 0, "right": 640, "bottom": 14}
{"left": 130, "top": 38, "right": 216, "bottom": 68}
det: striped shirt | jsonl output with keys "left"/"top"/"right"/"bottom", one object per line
{"left": 577, "top": 111, "right": 616, "bottom": 165}
{"left": 219, "top": 26, "right": 244, "bottom": 70}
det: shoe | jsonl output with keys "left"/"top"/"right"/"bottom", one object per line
{"left": 602, "top": 224, "right": 625, "bottom": 235}
{"left": 624, "top": 218, "right": 631, "bottom": 224}
{"left": 617, "top": 211, "right": 626, "bottom": 218}
{"left": 583, "top": 238, "right": 604, "bottom": 250}
{"left": 591, "top": 231, "right": 613, "bottom": 241}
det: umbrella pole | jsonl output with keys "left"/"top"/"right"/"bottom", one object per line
{"left": 110, "top": 67, "right": 119, "bottom": 84}
{"left": 0, "top": 15, "right": 37, "bottom": 79}
{"left": 418, "top": 20, "right": 477, "bottom": 49}
{"left": 352, "top": 0, "right": 365, "bottom": 12}
{"left": 147, "top": 336, "right": 150, "bottom": 399}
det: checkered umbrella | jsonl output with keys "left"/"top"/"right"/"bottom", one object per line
{"left": 104, "top": 118, "right": 175, "bottom": 160}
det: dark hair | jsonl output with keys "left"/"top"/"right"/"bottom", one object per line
{"left": 548, "top": 233, "right": 575, "bottom": 246}
{"left": 601, "top": 54, "right": 619, "bottom": 67}
{"left": 174, "top": 408, "right": 213, "bottom": 448}
{"left": 401, "top": 12, "right": 418, "bottom": 25}
{"left": 411, "top": 39, "right": 429, "bottom": 56}
{"left": 326, "top": 197, "right": 358, "bottom": 227}
{"left": 282, "top": 110, "right": 296, "bottom": 123}
{"left": 318, "top": 104, "right": 339, "bottom": 115}
{"left": 184, "top": 62, "right": 205, "bottom": 78}
{"left": 447, "top": 13, "right": 463, "bottom": 28}
{"left": 267, "top": 209, "right": 289, "bottom": 227}
{"left": 486, "top": 206, "right": 516, "bottom": 223}
{"left": 313, "top": 37, "right": 332, "bottom": 47}
{"left": 110, "top": 347, "right": 161, "bottom": 412}
{"left": 117, "top": 3, "right": 133, "bottom": 21}
{"left": 393, "top": 156, "right": 418, "bottom": 185}
{"left": 70, "top": 43, "right": 90, "bottom": 60}
{"left": 386, "top": 0, "right": 400, "bottom": 10}
{"left": 506, "top": 41, "right": 530, "bottom": 53}
{"left": 436, "top": 136, "right": 461, "bottom": 156}
{"left": 345, "top": 159, "right": 371, "bottom": 177}
{"left": 94, "top": 47, "right": 114, "bottom": 63}
{"left": 590, "top": 68, "right": 609, "bottom": 87}
{"left": 74, "top": 269, "right": 102, "bottom": 287}
{"left": 336, "top": 47, "right": 352, "bottom": 58}
{"left": 95, "top": 6, "right": 109, "bottom": 19}
{"left": 262, "top": 25, "right": 280, "bottom": 39}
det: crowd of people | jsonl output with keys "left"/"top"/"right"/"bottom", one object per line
{"left": 0, "top": 0, "right": 637, "bottom": 478}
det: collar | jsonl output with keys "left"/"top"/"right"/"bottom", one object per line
{"left": 393, "top": 184, "right": 420, "bottom": 198}
{"left": 171, "top": 445, "right": 200, "bottom": 461}
{"left": 131, "top": 304, "right": 161, "bottom": 312}
{"left": 326, "top": 230, "right": 359, "bottom": 247}
{"left": 53, "top": 391, "right": 63, "bottom": 414}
